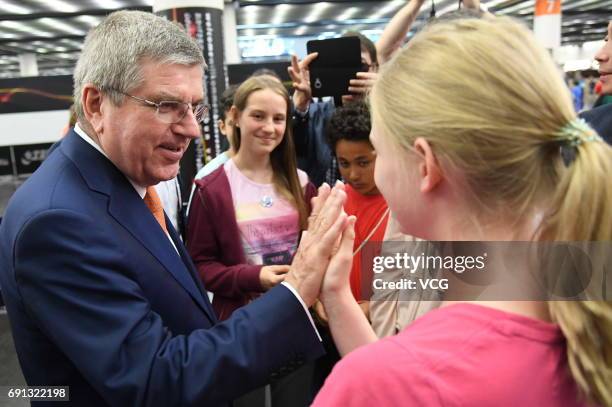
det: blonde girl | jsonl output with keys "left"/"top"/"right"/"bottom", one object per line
{"left": 314, "top": 16, "right": 611, "bottom": 407}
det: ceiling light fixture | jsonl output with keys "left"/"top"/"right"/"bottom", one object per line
{"left": 497, "top": 0, "right": 534, "bottom": 15}
{"left": 43, "top": 0, "right": 79, "bottom": 13}
{"left": 75, "top": 15, "right": 102, "bottom": 26}
{"left": 480, "top": 0, "right": 510, "bottom": 11}
{"left": 372, "top": 0, "right": 404, "bottom": 19}
{"left": 303, "top": 2, "right": 332, "bottom": 24}
{"left": 1, "top": 20, "right": 31, "bottom": 32}
{"left": 38, "top": 18, "right": 85, "bottom": 36}
{"left": 272, "top": 4, "right": 292, "bottom": 25}
{"left": 337, "top": 7, "right": 360, "bottom": 21}
{"left": 0, "top": 1, "right": 31, "bottom": 14}
{"left": 243, "top": 5, "right": 260, "bottom": 26}
{"left": 93, "top": 0, "right": 123, "bottom": 9}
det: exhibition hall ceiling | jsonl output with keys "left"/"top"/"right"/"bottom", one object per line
{"left": 0, "top": 0, "right": 609, "bottom": 76}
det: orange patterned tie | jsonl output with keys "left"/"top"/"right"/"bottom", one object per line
{"left": 143, "top": 186, "right": 168, "bottom": 234}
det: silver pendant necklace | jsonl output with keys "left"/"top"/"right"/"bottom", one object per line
{"left": 260, "top": 195, "right": 274, "bottom": 208}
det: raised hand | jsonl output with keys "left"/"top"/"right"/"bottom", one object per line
{"left": 347, "top": 71, "right": 378, "bottom": 96}
{"left": 285, "top": 182, "right": 349, "bottom": 307}
{"left": 320, "top": 215, "right": 356, "bottom": 302}
{"left": 318, "top": 215, "right": 378, "bottom": 356}
{"left": 342, "top": 71, "right": 379, "bottom": 104}
{"left": 376, "top": 0, "right": 427, "bottom": 65}
{"left": 288, "top": 52, "right": 318, "bottom": 112}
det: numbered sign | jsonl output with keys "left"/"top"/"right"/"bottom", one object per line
{"left": 533, "top": 0, "right": 561, "bottom": 48}
{"left": 535, "top": 0, "right": 561, "bottom": 16}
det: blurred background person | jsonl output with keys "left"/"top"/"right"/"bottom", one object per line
{"left": 580, "top": 20, "right": 612, "bottom": 143}
{"left": 289, "top": 32, "right": 379, "bottom": 188}
{"left": 323, "top": 101, "right": 388, "bottom": 317}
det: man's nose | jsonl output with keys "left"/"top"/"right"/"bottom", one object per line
{"left": 173, "top": 109, "right": 201, "bottom": 139}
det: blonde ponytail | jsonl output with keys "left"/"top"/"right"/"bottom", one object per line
{"left": 540, "top": 122, "right": 611, "bottom": 241}
{"left": 543, "top": 126, "right": 612, "bottom": 406}
{"left": 550, "top": 301, "right": 612, "bottom": 406}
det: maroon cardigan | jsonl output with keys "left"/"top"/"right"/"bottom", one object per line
{"left": 186, "top": 165, "right": 316, "bottom": 321}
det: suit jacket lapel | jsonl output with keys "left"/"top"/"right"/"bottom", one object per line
{"left": 166, "top": 216, "right": 217, "bottom": 323}
{"left": 61, "top": 131, "right": 215, "bottom": 322}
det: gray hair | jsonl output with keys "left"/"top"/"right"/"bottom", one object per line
{"left": 73, "top": 10, "right": 205, "bottom": 121}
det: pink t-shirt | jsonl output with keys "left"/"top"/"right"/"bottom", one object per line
{"left": 313, "top": 303, "right": 589, "bottom": 407}
{"left": 224, "top": 159, "right": 307, "bottom": 266}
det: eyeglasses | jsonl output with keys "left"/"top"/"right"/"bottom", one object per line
{"left": 109, "top": 89, "right": 209, "bottom": 124}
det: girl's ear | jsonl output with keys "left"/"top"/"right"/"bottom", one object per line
{"left": 413, "top": 137, "right": 442, "bottom": 193}
{"left": 229, "top": 106, "right": 239, "bottom": 127}
{"left": 217, "top": 119, "right": 226, "bottom": 135}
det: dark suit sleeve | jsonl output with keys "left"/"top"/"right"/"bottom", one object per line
{"left": 292, "top": 107, "right": 311, "bottom": 158}
{"left": 291, "top": 101, "right": 336, "bottom": 187}
{"left": 14, "top": 209, "right": 323, "bottom": 407}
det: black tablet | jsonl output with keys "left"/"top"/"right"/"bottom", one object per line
{"left": 306, "top": 37, "right": 362, "bottom": 99}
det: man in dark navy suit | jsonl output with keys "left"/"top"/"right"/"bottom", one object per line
{"left": 0, "top": 10, "right": 349, "bottom": 406}
{"left": 580, "top": 21, "right": 611, "bottom": 144}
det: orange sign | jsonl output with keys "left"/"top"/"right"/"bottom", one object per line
{"left": 535, "top": 0, "right": 561, "bottom": 16}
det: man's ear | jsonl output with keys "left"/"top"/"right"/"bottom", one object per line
{"left": 82, "top": 84, "right": 105, "bottom": 134}
{"left": 413, "top": 137, "right": 442, "bottom": 193}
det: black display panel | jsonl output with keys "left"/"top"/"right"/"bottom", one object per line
{"left": 0, "top": 75, "right": 73, "bottom": 114}
{"left": 0, "top": 147, "right": 12, "bottom": 176}
{"left": 13, "top": 143, "right": 54, "bottom": 175}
